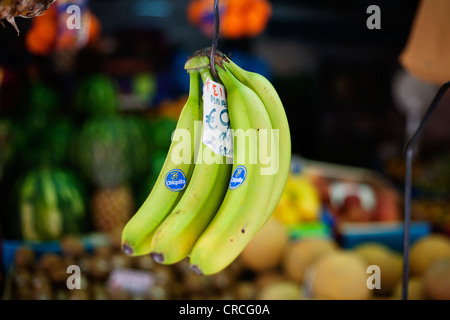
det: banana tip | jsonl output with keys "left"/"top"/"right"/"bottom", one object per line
{"left": 189, "top": 264, "right": 203, "bottom": 275}
{"left": 122, "top": 243, "right": 134, "bottom": 256}
{"left": 150, "top": 252, "right": 165, "bottom": 264}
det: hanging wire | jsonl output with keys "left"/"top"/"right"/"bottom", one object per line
{"left": 210, "top": 0, "right": 220, "bottom": 80}
{"left": 401, "top": 81, "right": 450, "bottom": 300}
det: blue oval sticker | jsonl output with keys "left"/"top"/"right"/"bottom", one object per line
{"left": 229, "top": 165, "right": 247, "bottom": 190}
{"left": 165, "top": 169, "right": 187, "bottom": 192}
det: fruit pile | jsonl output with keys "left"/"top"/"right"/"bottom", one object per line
{"left": 121, "top": 48, "right": 291, "bottom": 276}
{"left": 7, "top": 221, "right": 450, "bottom": 300}
{"left": 7, "top": 234, "right": 254, "bottom": 300}
{"left": 309, "top": 172, "right": 402, "bottom": 225}
{"left": 238, "top": 217, "right": 450, "bottom": 300}
{"left": 404, "top": 233, "right": 450, "bottom": 300}
{"left": 269, "top": 163, "right": 404, "bottom": 240}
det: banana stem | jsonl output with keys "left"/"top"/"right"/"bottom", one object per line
{"left": 185, "top": 48, "right": 229, "bottom": 72}
{"left": 184, "top": 54, "right": 210, "bottom": 72}
{"left": 199, "top": 68, "right": 214, "bottom": 84}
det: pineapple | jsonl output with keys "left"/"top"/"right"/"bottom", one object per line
{"left": 91, "top": 184, "right": 135, "bottom": 235}
{"left": 87, "top": 136, "right": 136, "bottom": 235}
{"left": 0, "top": 0, "right": 56, "bottom": 34}
{"left": 77, "top": 116, "right": 139, "bottom": 236}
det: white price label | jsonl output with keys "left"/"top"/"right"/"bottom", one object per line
{"left": 107, "top": 268, "right": 155, "bottom": 295}
{"left": 202, "top": 78, "right": 233, "bottom": 158}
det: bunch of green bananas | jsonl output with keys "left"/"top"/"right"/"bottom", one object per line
{"left": 121, "top": 48, "right": 291, "bottom": 275}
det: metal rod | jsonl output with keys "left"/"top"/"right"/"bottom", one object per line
{"left": 210, "top": 0, "right": 220, "bottom": 80}
{"left": 402, "top": 147, "right": 413, "bottom": 301}
{"left": 401, "top": 81, "right": 450, "bottom": 300}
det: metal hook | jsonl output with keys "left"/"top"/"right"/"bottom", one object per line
{"left": 210, "top": 0, "right": 220, "bottom": 80}
{"left": 401, "top": 81, "right": 450, "bottom": 300}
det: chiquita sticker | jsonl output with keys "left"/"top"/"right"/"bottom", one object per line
{"left": 165, "top": 169, "right": 187, "bottom": 191}
{"left": 229, "top": 165, "right": 247, "bottom": 190}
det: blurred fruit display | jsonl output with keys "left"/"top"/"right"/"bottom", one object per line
{"left": 5, "top": 229, "right": 450, "bottom": 300}
{"left": 187, "top": 0, "right": 272, "bottom": 39}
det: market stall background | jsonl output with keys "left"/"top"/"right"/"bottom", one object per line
{"left": 1, "top": 0, "right": 450, "bottom": 300}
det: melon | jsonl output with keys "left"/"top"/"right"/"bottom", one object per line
{"left": 121, "top": 116, "right": 153, "bottom": 181}
{"left": 409, "top": 234, "right": 450, "bottom": 276}
{"left": 392, "top": 276, "right": 425, "bottom": 300}
{"left": 423, "top": 258, "right": 450, "bottom": 300}
{"left": 73, "top": 73, "right": 119, "bottom": 119}
{"left": 256, "top": 281, "right": 302, "bottom": 300}
{"left": 34, "top": 116, "right": 76, "bottom": 166}
{"left": 76, "top": 115, "right": 150, "bottom": 188}
{"left": 307, "top": 250, "right": 371, "bottom": 300}
{"left": 17, "top": 167, "right": 87, "bottom": 241}
{"left": 353, "top": 242, "right": 403, "bottom": 295}
{"left": 254, "top": 271, "right": 287, "bottom": 290}
{"left": 16, "top": 80, "right": 60, "bottom": 139}
{"left": 282, "top": 237, "right": 337, "bottom": 283}
{"left": 239, "top": 217, "right": 288, "bottom": 272}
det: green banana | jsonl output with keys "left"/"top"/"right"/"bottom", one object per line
{"left": 189, "top": 63, "right": 276, "bottom": 275}
{"left": 223, "top": 58, "right": 291, "bottom": 226}
{"left": 121, "top": 70, "right": 203, "bottom": 256}
{"left": 149, "top": 67, "right": 232, "bottom": 265}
